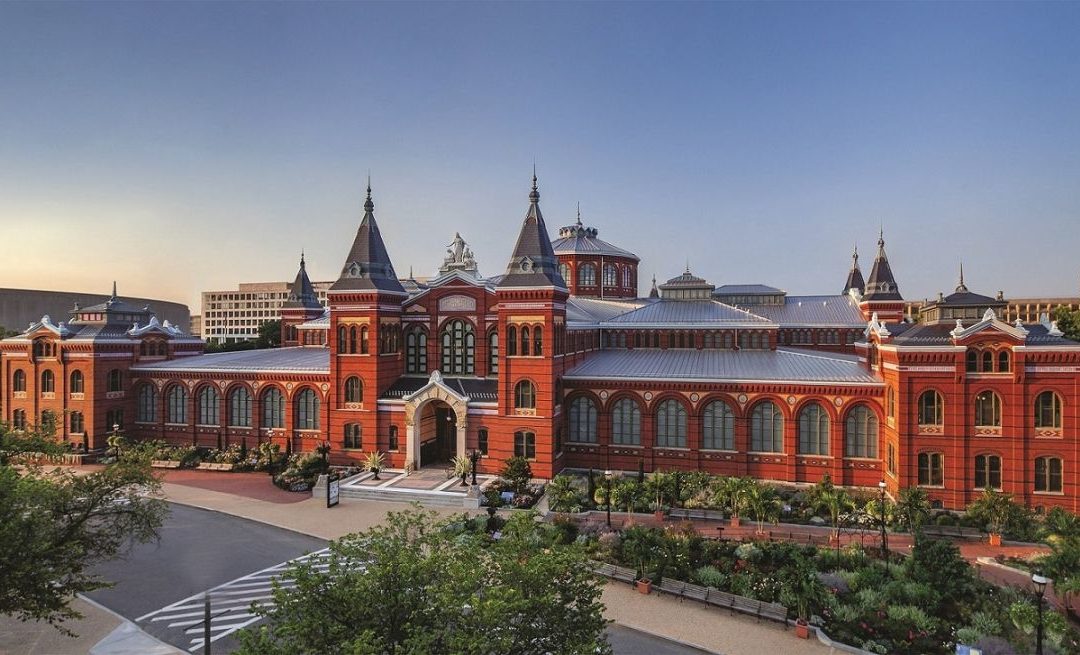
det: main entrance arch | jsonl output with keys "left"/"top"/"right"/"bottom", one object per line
{"left": 402, "top": 371, "right": 468, "bottom": 470}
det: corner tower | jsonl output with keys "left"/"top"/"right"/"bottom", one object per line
{"left": 859, "top": 230, "right": 904, "bottom": 322}
{"left": 551, "top": 204, "right": 640, "bottom": 298}
{"left": 493, "top": 173, "right": 569, "bottom": 478}
{"left": 843, "top": 244, "right": 865, "bottom": 296}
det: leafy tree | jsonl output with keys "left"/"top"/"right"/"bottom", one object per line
{"left": 0, "top": 457, "right": 168, "bottom": 631}
{"left": 235, "top": 508, "right": 611, "bottom": 655}
{"left": 746, "top": 484, "right": 782, "bottom": 534}
{"left": 967, "top": 488, "right": 1019, "bottom": 535}
{"left": 904, "top": 535, "right": 975, "bottom": 613}
{"left": 256, "top": 319, "right": 281, "bottom": 348}
{"left": 1052, "top": 305, "right": 1080, "bottom": 342}
{"left": 894, "top": 486, "right": 932, "bottom": 534}
{"left": 546, "top": 474, "right": 585, "bottom": 513}
{"left": 0, "top": 325, "right": 21, "bottom": 339}
{"left": 499, "top": 456, "right": 532, "bottom": 494}
{"left": 712, "top": 476, "right": 756, "bottom": 521}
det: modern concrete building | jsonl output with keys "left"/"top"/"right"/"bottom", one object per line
{"left": 200, "top": 279, "right": 332, "bottom": 343}
{"left": 0, "top": 287, "right": 190, "bottom": 334}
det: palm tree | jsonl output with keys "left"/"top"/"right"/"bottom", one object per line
{"left": 968, "top": 487, "right": 1017, "bottom": 543}
{"left": 712, "top": 476, "right": 757, "bottom": 526}
{"left": 894, "top": 486, "right": 931, "bottom": 535}
{"left": 809, "top": 475, "right": 854, "bottom": 541}
{"left": 746, "top": 484, "right": 782, "bottom": 534}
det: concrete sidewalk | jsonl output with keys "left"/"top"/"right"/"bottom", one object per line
{"left": 0, "top": 597, "right": 182, "bottom": 655}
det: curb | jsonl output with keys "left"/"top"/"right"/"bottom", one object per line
{"left": 78, "top": 595, "right": 186, "bottom": 655}
{"left": 161, "top": 496, "right": 335, "bottom": 543}
{"left": 609, "top": 623, "right": 719, "bottom": 654}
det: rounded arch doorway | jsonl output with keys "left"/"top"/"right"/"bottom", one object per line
{"left": 417, "top": 399, "right": 459, "bottom": 468}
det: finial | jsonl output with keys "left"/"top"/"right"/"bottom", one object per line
{"left": 409, "top": 265, "right": 414, "bottom": 280}
{"left": 576, "top": 202, "right": 582, "bottom": 226}
{"left": 111, "top": 281, "right": 117, "bottom": 298}
{"left": 300, "top": 249, "right": 305, "bottom": 268}
{"left": 878, "top": 225, "right": 885, "bottom": 249}
{"left": 852, "top": 243, "right": 859, "bottom": 266}
{"left": 959, "top": 261, "right": 964, "bottom": 286}
{"left": 364, "top": 175, "right": 374, "bottom": 212}
{"left": 652, "top": 274, "right": 657, "bottom": 286}
{"left": 529, "top": 167, "right": 539, "bottom": 203}
{"left": 685, "top": 259, "right": 691, "bottom": 274}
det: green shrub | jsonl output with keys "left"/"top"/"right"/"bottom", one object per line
{"left": 500, "top": 456, "right": 532, "bottom": 493}
{"left": 693, "top": 565, "right": 726, "bottom": 589}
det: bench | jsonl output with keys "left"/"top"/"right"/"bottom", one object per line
{"left": 667, "top": 508, "right": 728, "bottom": 522}
{"left": 611, "top": 565, "right": 637, "bottom": 585}
{"left": 658, "top": 578, "right": 686, "bottom": 596}
{"left": 681, "top": 582, "right": 710, "bottom": 604}
{"left": 923, "top": 525, "right": 984, "bottom": 540}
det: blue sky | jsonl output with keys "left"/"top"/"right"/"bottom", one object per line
{"left": 2, "top": 2, "right": 1079, "bottom": 311}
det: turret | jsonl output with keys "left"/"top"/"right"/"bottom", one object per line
{"left": 281, "top": 253, "right": 325, "bottom": 347}
{"left": 859, "top": 230, "right": 905, "bottom": 322}
{"left": 843, "top": 244, "right": 865, "bottom": 296}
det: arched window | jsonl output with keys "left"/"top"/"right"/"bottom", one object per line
{"left": 106, "top": 408, "right": 123, "bottom": 431}
{"left": 520, "top": 326, "right": 530, "bottom": 357}
{"left": 918, "top": 452, "right": 944, "bottom": 486}
{"left": 70, "top": 411, "right": 84, "bottom": 434}
{"left": 997, "top": 351, "right": 1010, "bottom": 372}
{"left": 514, "top": 380, "right": 536, "bottom": 410}
{"left": 488, "top": 329, "right": 499, "bottom": 374}
{"left": 798, "top": 403, "right": 830, "bottom": 455}
{"left": 440, "top": 319, "right": 475, "bottom": 375}
{"left": 981, "top": 351, "right": 993, "bottom": 373}
{"left": 261, "top": 388, "right": 285, "bottom": 429}
{"left": 533, "top": 326, "right": 543, "bottom": 356}
{"left": 918, "top": 390, "right": 943, "bottom": 426}
{"left": 12, "top": 369, "right": 26, "bottom": 392}
{"left": 612, "top": 398, "right": 641, "bottom": 445}
{"left": 137, "top": 384, "right": 157, "bottom": 423}
{"left": 974, "top": 391, "right": 1001, "bottom": 427}
{"left": 406, "top": 328, "right": 427, "bottom": 374}
{"left": 723, "top": 332, "right": 733, "bottom": 349}
{"left": 1035, "top": 456, "right": 1063, "bottom": 493}
{"left": 294, "top": 388, "right": 320, "bottom": 430}
{"left": 344, "top": 376, "right": 363, "bottom": 403}
{"left": 966, "top": 350, "right": 978, "bottom": 372}
{"left": 739, "top": 332, "right": 751, "bottom": 349}
{"left": 975, "top": 454, "right": 1002, "bottom": 490}
{"left": 844, "top": 405, "right": 878, "bottom": 458}
{"left": 165, "top": 385, "right": 188, "bottom": 424}
{"left": 559, "top": 263, "right": 571, "bottom": 285}
{"left": 578, "top": 263, "right": 596, "bottom": 286}
{"left": 603, "top": 264, "right": 616, "bottom": 287}
{"left": 40, "top": 370, "right": 55, "bottom": 394}
{"left": 1034, "top": 391, "right": 1062, "bottom": 429}
{"left": 338, "top": 325, "right": 347, "bottom": 353}
{"left": 656, "top": 399, "right": 688, "bottom": 448}
{"left": 360, "top": 326, "right": 369, "bottom": 354}
{"left": 107, "top": 369, "right": 123, "bottom": 392}
{"left": 702, "top": 401, "right": 734, "bottom": 450}
{"left": 70, "top": 370, "right": 84, "bottom": 394}
{"left": 751, "top": 401, "right": 784, "bottom": 452}
{"left": 507, "top": 325, "right": 517, "bottom": 357}
{"left": 228, "top": 387, "right": 252, "bottom": 427}
{"left": 567, "top": 397, "right": 598, "bottom": 443}
{"left": 197, "top": 386, "right": 220, "bottom": 426}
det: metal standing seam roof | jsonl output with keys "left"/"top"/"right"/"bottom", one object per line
{"left": 565, "top": 297, "right": 652, "bottom": 324}
{"left": 601, "top": 300, "right": 774, "bottom": 326}
{"left": 380, "top": 376, "right": 499, "bottom": 402}
{"left": 132, "top": 347, "right": 330, "bottom": 374}
{"left": 888, "top": 322, "right": 1080, "bottom": 347}
{"left": 740, "top": 295, "right": 866, "bottom": 327}
{"left": 713, "top": 284, "right": 786, "bottom": 295}
{"left": 550, "top": 235, "right": 639, "bottom": 260}
{"left": 564, "top": 348, "right": 882, "bottom": 385}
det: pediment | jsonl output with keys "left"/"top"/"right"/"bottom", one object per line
{"left": 950, "top": 312, "right": 1028, "bottom": 345}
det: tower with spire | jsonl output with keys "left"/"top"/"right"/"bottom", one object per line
{"left": 843, "top": 244, "right": 865, "bottom": 296}
{"left": 326, "top": 181, "right": 407, "bottom": 457}
{"left": 493, "top": 172, "right": 569, "bottom": 478}
{"left": 550, "top": 199, "right": 640, "bottom": 298}
{"left": 281, "top": 252, "right": 326, "bottom": 347}
{"left": 859, "top": 229, "right": 905, "bottom": 322}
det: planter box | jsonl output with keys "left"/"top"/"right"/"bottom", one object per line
{"left": 795, "top": 620, "right": 810, "bottom": 639}
{"left": 151, "top": 460, "right": 182, "bottom": 469}
{"left": 988, "top": 532, "right": 1002, "bottom": 546}
{"left": 635, "top": 579, "right": 652, "bottom": 595}
{"left": 196, "top": 462, "right": 235, "bottom": 471}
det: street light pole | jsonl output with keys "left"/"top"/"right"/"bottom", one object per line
{"left": 604, "top": 470, "right": 613, "bottom": 528}
{"left": 878, "top": 480, "right": 888, "bottom": 562}
{"left": 1032, "top": 573, "right": 1049, "bottom": 655}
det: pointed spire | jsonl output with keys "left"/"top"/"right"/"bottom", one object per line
{"left": 956, "top": 261, "right": 968, "bottom": 293}
{"left": 111, "top": 281, "right": 117, "bottom": 298}
{"left": 284, "top": 252, "right": 322, "bottom": 310}
{"left": 329, "top": 181, "right": 405, "bottom": 294}
{"left": 300, "top": 250, "right": 306, "bottom": 269}
{"left": 497, "top": 172, "right": 564, "bottom": 289}
{"left": 843, "top": 243, "right": 865, "bottom": 295}
{"left": 863, "top": 229, "right": 902, "bottom": 301}
{"left": 649, "top": 274, "right": 659, "bottom": 299}
{"left": 364, "top": 175, "right": 374, "bottom": 212}
{"left": 576, "top": 202, "right": 582, "bottom": 226}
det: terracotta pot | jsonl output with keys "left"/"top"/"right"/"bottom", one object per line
{"left": 794, "top": 620, "right": 810, "bottom": 639}
{"left": 730, "top": 516, "right": 741, "bottom": 528}
{"left": 989, "top": 532, "right": 1002, "bottom": 546}
{"left": 654, "top": 510, "right": 665, "bottom": 521}
{"left": 636, "top": 579, "right": 652, "bottom": 595}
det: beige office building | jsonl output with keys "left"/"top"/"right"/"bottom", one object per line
{"left": 201, "top": 281, "right": 332, "bottom": 343}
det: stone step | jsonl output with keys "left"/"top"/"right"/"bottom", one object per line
{"left": 337, "top": 485, "right": 469, "bottom": 508}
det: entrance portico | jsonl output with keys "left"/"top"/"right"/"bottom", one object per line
{"left": 402, "top": 370, "right": 469, "bottom": 470}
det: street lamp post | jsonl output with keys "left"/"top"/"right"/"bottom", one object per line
{"left": 878, "top": 480, "right": 888, "bottom": 562}
{"left": 604, "top": 470, "right": 613, "bottom": 528}
{"left": 1032, "top": 572, "right": 1049, "bottom": 655}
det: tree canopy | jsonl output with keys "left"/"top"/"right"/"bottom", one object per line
{"left": 236, "top": 507, "right": 612, "bottom": 655}
{"left": 0, "top": 452, "right": 168, "bottom": 631}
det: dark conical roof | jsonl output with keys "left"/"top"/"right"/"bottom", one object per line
{"left": 649, "top": 275, "right": 659, "bottom": 299}
{"left": 863, "top": 231, "right": 902, "bottom": 301}
{"left": 496, "top": 174, "right": 567, "bottom": 289}
{"left": 843, "top": 244, "right": 865, "bottom": 295}
{"left": 283, "top": 253, "right": 323, "bottom": 310}
{"left": 329, "top": 183, "right": 406, "bottom": 295}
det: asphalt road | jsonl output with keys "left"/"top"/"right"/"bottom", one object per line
{"left": 88, "top": 502, "right": 712, "bottom": 654}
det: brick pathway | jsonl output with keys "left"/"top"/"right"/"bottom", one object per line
{"left": 158, "top": 469, "right": 308, "bottom": 504}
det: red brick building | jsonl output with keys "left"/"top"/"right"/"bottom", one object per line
{"left": 2, "top": 179, "right": 1077, "bottom": 512}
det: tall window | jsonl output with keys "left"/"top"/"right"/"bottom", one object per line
{"left": 197, "top": 386, "right": 219, "bottom": 426}
{"left": 107, "top": 369, "right": 123, "bottom": 392}
{"left": 887, "top": 442, "right": 896, "bottom": 474}
{"left": 337, "top": 325, "right": 347, "bottom": 354}
{"left": 514, "top": 431, "right": 536, "bottom": 459}
{"left": 40, "top": 370, "right": 55, "bottom": 393}
{"left": 477, "top": 428, "right": 488, "bottom": 455}
{"left": 845, "top": 405, "right": 878, "bottom": 458}
{"left": 520, "top": 326, "right": 530, "bottom": 357}
{"left": 229, "top": 387, "right": 252, "bottom": 427}
{"left": 106, "top": 409, "right": 123, "bottom": 431}
{"left": 798, "top": 403, "right": 830, "bottom": 455}
{"left": 702, "top": 401, "right": 734, "bottom": 450}
{"left": 981, "top": 351, "right": 993, "bottom": 372}
{"left": 137, "top": 384, "right": 157, "bottom": 422}
{"left": 998, "top": 351, "right": 1010, "bottom": 373}
{"left": 1034, "top": 391, "right": 1062, "bottom": 429}
{"left": 507, "top": 325, "right": 517, "bottom": 356}
{"left": 751, "top": 401, "right": 784, "bottom": 452}
{"left": 655, "top": 399, "right": 688, "bottom": 448}
{"left": 262, "top": 388, "right": 285, "bottom": 429}
{"left": 344, "top": 376, "right": 363, "bottom": 403}
{"left": 623, "top": 267, "right": 632, "bottom": 287}
{"left": 974, "top": 391, "right": 1001, "bottom": 427}
{"left": 352, "top": 326, "right": 360, "bottom": 353}
{"left": 965, "top": 350, "right": 977, "bottom": 372}
{"left": 12, "top": 369, "right": 25, "bottom": 392}
{"left": 1034, "top": 456, "right": 1063, "bottom": 493}
{"left": 918, "top": 452, "right": 944, "bottom": 486}
{"left": 918, "top": 390, "right": 943, "bottom": 425}
{"left": 533, "top": 326, "right": 543, "bottom": 356}
{"left": 13, "top": 409, "right": 26, "bottom": 430}
{"left": 603, "top": 264, "right": 616, "bottom": 287}
{"left": 887, "top": 387, "right": 895, "bottom": 419}
{"left": 165, "top": 385, "right": 188, "bottom": 424}
{"left": 389, "top": 425, "right": 399, "bottom": 451}
{"left": 406, "top": 328, "right": 428, "bottom": 374}
{"left": 344, "top": 423, "right": 362, "bottom": 449}
{"left": 70, "top": 411, "right": 84, "bottom": 434}
{"left": 567, "top": 397, "right": 598, "bottom": 443}
{"left": 578, "top": 263, "right": 596, "bottom": 286}
{"left": 440, "top": 320, "right": 475, "bottom": 375}
{"left": 295, "top": 388, "right": 320, "bottom": 430}
{"left": 559, "top": 263, "right": 571, "bottom": 285}
{"left": 514, "top": 380, "right": 536, "bottom": 410}
{"left": 612, "top": 398, "right": 641, "bottom": 445}
{"left": 488, "top": 330, "right": 498, "bottom": 374}
{"left": 975, "top": 454, "right": 1002, "bottom": 490}
{"left": 70, "top": 370, "right": 84, "bottom": 394}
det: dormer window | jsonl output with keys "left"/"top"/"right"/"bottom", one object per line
{"left": 32, "top": 339, "right": 54, "bottom": 359}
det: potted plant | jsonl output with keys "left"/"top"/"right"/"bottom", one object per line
{"left": 363, "top": 450, "right": 386, "bottom": 480}
{"left": 969, "top": 487, "right": 1015, "bottom": 546}
{"left": 622, "top": 527, "right": 660, "bottom": 595}
{"left": 783, "top": 557, "right": 826, "bottom": 640}
{"left": 452, "top": 454, "right": 472, "bottom": 486}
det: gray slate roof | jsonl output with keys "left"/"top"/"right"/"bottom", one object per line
{"left": 132, "top": 347, "right": 330, "bottom": 374}
{"left": 329, "top": 186, "right": 406, "bottom": 294}
{"left": 283, "top": 255, "right": 324, "bottom": 310}
{"left": 564, "top": 348, "right": 881, "bottom": 385}
{"left": 497, "top": 176, "right": 566, "bottom": 289}
{"left": 381, "top": 376, "right": 498, "bottom": 402}
{"left": 863, "top": 235, "right": 902, "bottom": 301}
{"left": 889, "top": 321, "right": 1079, "bottom": 347}
{"left": 603, "top": 300, "right": 773, "bottom": 327}
{"left": 741, "top": 295, "right": 866, "bottom": 327}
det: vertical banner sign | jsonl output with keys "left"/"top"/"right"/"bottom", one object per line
{"left": 327, "top": 475, "right": 340, "bottom": 508}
